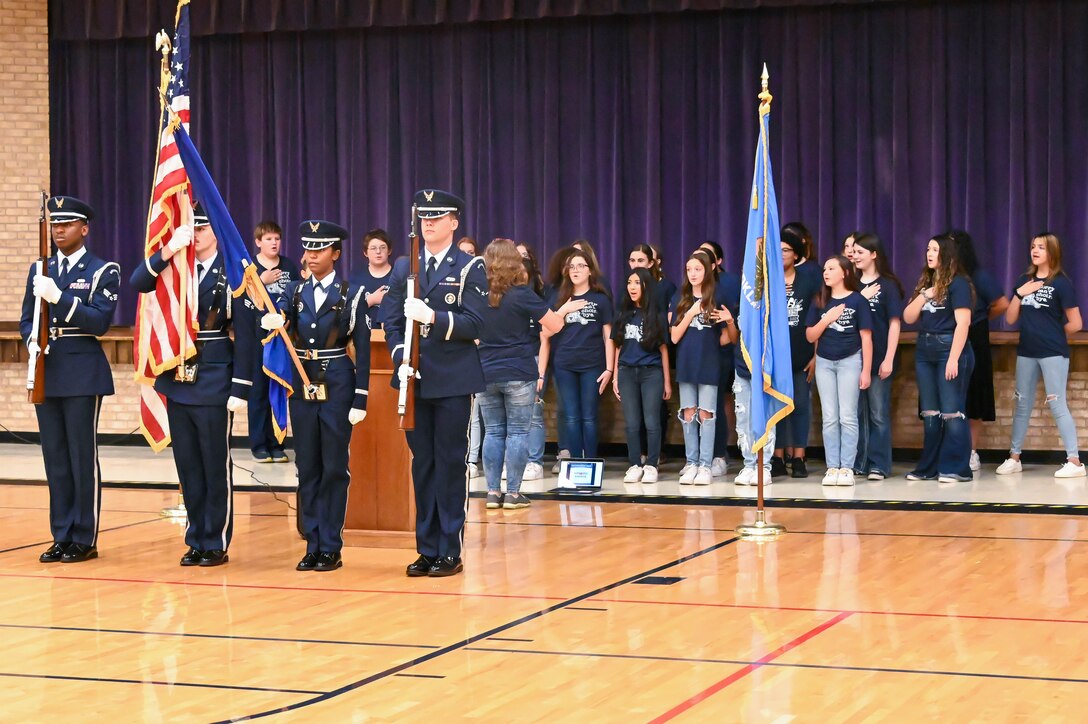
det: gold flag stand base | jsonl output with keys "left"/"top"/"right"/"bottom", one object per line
{"left": 735, "top": 449, "right": 787, "bottom": 540}
{"left": 160, "top": 494, "right": 187, "bottom": 520}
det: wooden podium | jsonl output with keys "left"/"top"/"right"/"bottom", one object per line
{"left": 344, "top": 329, "right": 416, "bottom": 548}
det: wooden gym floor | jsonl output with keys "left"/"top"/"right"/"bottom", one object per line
{"left": 0, "top": 484, "right": 1086, "bottom": 722}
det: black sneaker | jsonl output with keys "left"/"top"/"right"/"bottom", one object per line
{"left": 770, "top": 456, "right": 788, "bottom": 478}
{"left": 485, "top": 491, "right": 503, "bottom": 509}
{"left": 253, "top": 449, "right": 271, "bottom": 463}
{"left": 791, "top": 457, "right": 808, "bottom": 478}
{"left": 503, "top": 493, "right": 531, "bottom": 509}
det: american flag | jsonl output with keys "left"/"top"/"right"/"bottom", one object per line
{"left": 134, "top": 0, "right": 196, "bottom": 452}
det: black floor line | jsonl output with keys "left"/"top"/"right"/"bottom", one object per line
{"left": 0, "top": 623, "right": 439, "bottom": 651}
{"left": 215, "top": 535, "right": 741, "bottom": 722}
{"left": 0, "top": 671, "right": 327, "bottom": 695}
{"left": 460, "top": 645, "right": 1088, "bottom": 685}
{"left": 0, "top": 479, "right": 296, "bottom": 493}
{"left": 0, "top": 517, "right": 163, "bottom": 555}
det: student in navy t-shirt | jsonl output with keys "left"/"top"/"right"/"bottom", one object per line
{"left": 349, "top": 228, "right": 396, "bottom": 330}
{"left": 902, "top": 233, "right": 976, "bottom": 482}
{"left": 772, "top": 230, "right": 823, "bottom": 480}
{"left": 700, "top": 240, "right": 742, "bottom": 478}
{"left": 611, "top": 268, "right": 671, "bottom": 484}
{"left": 539, "top": 249, "right": 614, "bottom": 460}
{"left": 628, "top": 243, "right": 676, "bottom": 467}
{"left": 996, "top": 233, "right": 1085, "bottom": 479}
{"left": 476, "top": 240, "right": 574, "bottom": 509}
{"left": 248, "top": 220, "right": 301, "bottom": 463}
{"left": 850, "top": 233, "right": 904, "bottom": 480}
{"left": 671, "top": 250, "right": 733, "bottom": 486}
{"left": 805, "top": 255, "right": 873, "bottom": 487}
{"left": 950, "top": 231, "right": 1010, "bottom": 471}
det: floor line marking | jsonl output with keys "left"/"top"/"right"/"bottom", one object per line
{"left": 0, "top": 517, "right": 164, "bottom": 555}
{"left": 0, "top": 623, "right": 439, "bottom": 650}
{"left": 215, "top": 536, "right": 742, "bottom": 722}
{"left": 0, "top": 671, "right": 326, "bottom": 695}
{"left": 649, "top": 611, "right": 854, "bottom": 722}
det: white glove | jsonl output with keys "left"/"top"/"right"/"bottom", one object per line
{"left": 32, "top": 274, "right": 62, "bottom": 305}
{"left": 167, "top": 225, "right": 194, "bottom": 254}
{"left": 226, "top": 396, "right": 247, "bottom": 413}
{"left": 348, "top": 408, "right": 367, "bottom": 425}
{"left": 397, "top": 364, "right": 416, "bottom": 386}
{"left": 404, "top": 297, "right": 436, "bottom": 325}
{"left": 27, "top": 340, "right": 40, "bottom": 356}
{"left": 261, "top": 313, "right": 285, "bottom": 331}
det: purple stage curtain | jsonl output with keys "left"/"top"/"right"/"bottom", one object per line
{"left": 51, "top": 1, "right": 1087, "bottom": 325}
{"left": 51, "top": 0, "right": 902, "bottom": 40}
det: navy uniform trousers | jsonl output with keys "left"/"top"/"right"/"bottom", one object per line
{"left": 407, "top": 394, "right": 472, "bottom": 559}
{"left": 21, "top": 249, "right": 119, "bottom": 548}
{"left": 167, "top": 403, "right": 235, "bottom": 551}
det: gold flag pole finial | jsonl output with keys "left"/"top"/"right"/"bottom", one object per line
{"left": 759, "top": 63, "right": 773, "bottom": 112}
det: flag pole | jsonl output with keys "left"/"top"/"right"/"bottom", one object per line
{"left": 737, "top": 64, "right": 786, "bottom": 541}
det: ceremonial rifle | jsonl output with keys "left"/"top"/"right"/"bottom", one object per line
{"left": 27, "top": 191, "right": 49, "bottom": 404}
{"left": 397, "top": 204, "right": 420, "bottom": 430}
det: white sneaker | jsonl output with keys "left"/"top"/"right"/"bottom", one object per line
{"left": 969, "top": 450, "right": 981, "bottom": 471}
{"left": 710, "top": 457, "right": 728, "bottom": 477}
{"left": 822, "top": 468, "right": 839, "bottom": 486}
{"left": 522, "top": 462, "right": 544, "bottom": 481}
{"left": 693, "top": 466, "right": 712, "bottom": 485}
{"left": 623, "top": 465, "right": 643, "bottom": 483}
{"left": 995, "top": 458, "right": 1022, "bottom": 475}
{"left": 679, "top": 465, "right": 698, "bottom": 484}
{"left": 733, "top": 467, "right": 755, "bottom": 486}
{"left": 551, "top": 450, "right": 570, "bottom": 474}
{"left": 641, "top": 465, "right": 658, "bottom": 483}
{"left": 467, "top": 462, "right": 482, "bottom": 479}
{"left": 678, "top": 463, "right": 693, "bottom": 477}
{"left": 836, "top": 469, "right": 856, "bottom": 486}
{"left": 1055, "top": 462, "right": 1087, "bottom": 479}
{"left": 761, "top": 467, "right": 774, "bottom": 485}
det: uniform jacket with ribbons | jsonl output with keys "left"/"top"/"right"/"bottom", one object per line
{"left": 384, "top": 248, "right": 488, "bottom": 398}
{"left": 129, "top": 250, "right": 255, "bottom": 405}
{"left": 20, "top": 249, "right": 119, "bottom": 398}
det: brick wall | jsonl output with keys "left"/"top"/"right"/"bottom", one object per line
{"left": 0, "top": 0, "right": 49, "bottom": 315}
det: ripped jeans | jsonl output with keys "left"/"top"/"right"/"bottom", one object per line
{"left": 1010, "top": 355, "right": 1080, "bottom": 459}
{"left": 733, "top": 376, "right": 775, "bottom": 471}
{"left": 678, "top": 382, "right": 717, "bottom": 467}
{"left": 911, "top": 333, "right": 975, "bottom": 479}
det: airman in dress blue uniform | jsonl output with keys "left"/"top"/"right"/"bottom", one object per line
{"left": 261, "top": 220, "right": 370, "bottom": 572}
{"left": 129, "top": 208, "right": 254, "bottom": 567}
{"left": 385, "top": 189, "right": 488, "bottom": 577}
{"left": 20, "top": 196, "right": 120, "bottom": 564}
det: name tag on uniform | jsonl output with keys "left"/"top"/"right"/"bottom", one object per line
{"left": 68, "top": 280, "right": 91, "bottom": 290}
{"left": 303, "top": 382, "right": 328, "bottom": 401}
{"left": 174, "top": 362, "right": 199, "bottom": 384}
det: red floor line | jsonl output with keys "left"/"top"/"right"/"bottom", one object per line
{"left": 648, "top": 611, "right": 854, "bottom": 723}
{"left": 0, "top": 572, "right": 569, "bottom": 602}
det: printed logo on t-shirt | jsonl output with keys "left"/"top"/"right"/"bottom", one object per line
{"left": 689, "top": 312, "right": 713, "bottom": 331}
{"left": 786, "top": 292, "right": 805, "bottom": 328}
{"left": 566, "top": 300, "right": 600, "bottom": 326}
{"left": 625, "top": 321, "right": 644, "bottom": 341}
{"left": 1022, "top": 284, "right": 1054, "bottom": 310}
{"left": 828, "top": 305, "right": 858, "bottom": 333}
{"left": 921, "top": 298, "right": 945, "bottom": 314}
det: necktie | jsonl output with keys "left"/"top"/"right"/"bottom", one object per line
{"left": 59, "top": 258, "right": 69, "bottom": 279}
{"left": 427, "top": 256, "right": 438, "bottom": 287}
{"left": 196, "top": 263, "right": 204, "bottom": 285}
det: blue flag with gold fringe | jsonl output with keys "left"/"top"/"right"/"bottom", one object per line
{"left": 173, "top": 124, "right": 293, "bottom": 443}
{"left": 738, "top": 68, "right": 794, "bottom": 453}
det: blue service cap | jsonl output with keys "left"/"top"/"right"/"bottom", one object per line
{"left": 192, "top": 203, "right": 210, "bottom": 228}
{"left": 47, "top": 196, "right": 95, "bottom": 224}
{"left": 299, "top": 219, "right": 349, "bottom": 251}
{"left": 414, "top": 189, "right": 464, "bottom": 219}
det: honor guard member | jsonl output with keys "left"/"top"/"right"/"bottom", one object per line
{"left": 261, "top": 220, "right": 370, "bottom": 572}
{"left": 130, "top": 208, "right": 254, "bottom": 567}
{"left": 20, "top": 196, "right": 120, "bottom": 563}
{"left": 385, "top": 189, "right": 488, "bottom": 577}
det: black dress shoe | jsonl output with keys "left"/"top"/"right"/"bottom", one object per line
{"left": 296, "top": 552, "right": 319, "bottom": 571}
{"left": 199, "top": 550, "right": 229, "bottom": 567}
{"left": 406, "top": 554, "right": 436, "bottom": 577}
{"left": 39, "top": 542, "right": 67, "bottom": 563}
{"left": 427, "top": 556, "right": 464, "bottom": 577}
{"left": 314, "top": 551, "right": 343, "bottom": 572}
{"left": 180, "top": 547, "right": 203, "bottom": 566}
{"left": 61, "top": 543, "right": 98, "bottom": 563}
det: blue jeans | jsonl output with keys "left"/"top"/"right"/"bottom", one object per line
{"left": 678, "top": 382, "right": 716, "bottom": 467}
{"left": 467, "top": 397, "right": 484, "bottom": 464}
{"left": 814, "top": 352, "right": 862, "bottom": 469}
{"left": 1010, "top": 355, "right": 1080, "bottom": 459}
{"left": 912, "top": 333, "right": 975, "bottom": 479}
{"left": 775, "top": 370, "right": 812, "bottom": 451}
{"left": 553, "top": 367, "right": 602, "bottom": 458}
{"left": 855, "top": 371, "right": 893, "bottom": 475}
{"left": 733, "top": 376, "right": 775, "bottom": 470}
{"left": 527, "top": 355, "right": 545, "bottom": 464}
{"left": 477, "top": 380, "right": 536, "bottom": 493}
{"left": 618, "top": 365, "right": 664, "bottom": 466}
